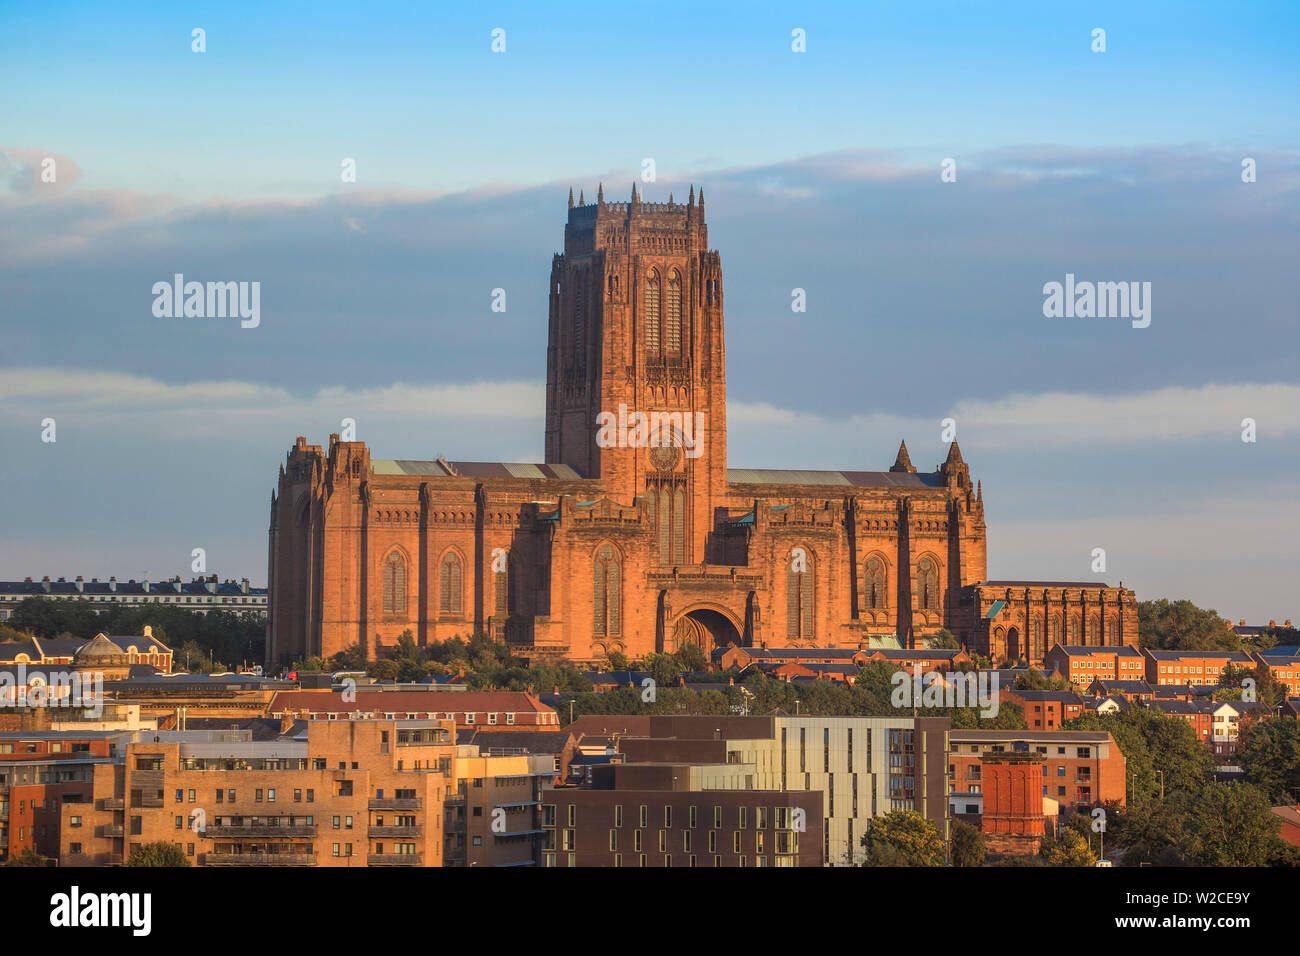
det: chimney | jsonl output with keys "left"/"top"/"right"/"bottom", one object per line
{"left": 1239, "top": 619, "right": 1246, "bottom": 626}
{"left": 41, "top": 576, "right": 51, "bottom": 593}
{"left": 280, "top": 713, "right": 295, "bottom": 735}
{"left": 143, "top": 625, "right": 152, "bottom": 639}
{"left": 1270, "top": 620, "right": 1277, "bottom": 629}
{"left": 75, "top": 575, "right": 84, "bottom": 592}
{"left": 143, "top": 578, "right": 149, "bottom": 593}
{"left": 109, "top": 576, "right": 117, "bottom": 592}
{"left": 241, "top": 578, "right": 249, "bottom": 594}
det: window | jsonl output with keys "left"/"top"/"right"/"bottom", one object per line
{"left": 439, "top": 552, "right": 463, "bottom": 614}
{"left": 665, "top": 272, "right": 682, "bottom": 352}
{"left": 865, "top": 555, "right": 886, "bottom": 610}
{"left": 593, "top": 545, "right": 621, "bottom": 637}
{"left": 494, "top": 555, "right": 513, "bottom": 616}
{"left": 573, "top": 275, "right": 585, "bottom": 365}
{"left": 383, "top": 551, "right": 407, "bottom": 614}
{"left": 917, "top": 557, "right": 938, "bottom": 611}
{"left": 787, "top": 552, "right": 814, "bottom": 640}
{"left": 644, "top": 271, "right": 661, "bottom": 352}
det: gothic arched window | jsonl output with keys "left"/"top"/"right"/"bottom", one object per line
{"left": 666, "top": 272, "right": 682, "bottom": 352}
{"left": 1070, "top": 616, "right": 1081, "bottom": 644}
{"left": 672, "top": 487, "right": 686, "bottom": 564}
{"left": 383, "top": 552, "right": 406, "bottom": 614}
{"left": 644, "top": 271, "right": 660, "bottom": 353}
{"left": 494, "top": 556, "right": 509, "bottom": 616}
{"left": 865, "top": 556, "right": 886, "bottom": 610}
{"left": 594, "top": 545, "right": 621, "bottom": 637}
{"left": 787, "top": 554, "right": 814, "bottom": 640}
{"left": 439, "top": 552, "right": 462, "bottom": 614}
{"left": 573, "top": 275, "right": 584, "bottom": 366}
{"left": 658, "top": 487, "right": 671, "bottom": 564}
{"left": 917, "top": 557, "right": 938, "bottom": 611}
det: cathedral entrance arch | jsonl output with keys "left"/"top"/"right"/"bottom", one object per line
{"left": 670, "top": 605, "right": 743, "bottom": 654}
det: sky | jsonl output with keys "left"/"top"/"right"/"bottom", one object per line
{"left": 1, "top": 1, "right": 1297, "bottom": 621}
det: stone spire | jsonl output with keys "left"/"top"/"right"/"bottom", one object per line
{"left": 688, "top": 184, "right": 694, "bottom": 205}
{"left": 597, "top": 182, "right": 604, "bottom": 203}
{"left": 568, "top": 187, "right": 574, "bottom": 210}
{"left": 945, "top": 441, "right": 964, "bottom": 466}
{"left": 890, "top": 440, "right": 917, "bottom": 473}
{"left": 579, "top": 189, "right": 584, "bottom": 206}
{"left": 669, "top": 191, "right": 674, "bottom": 205}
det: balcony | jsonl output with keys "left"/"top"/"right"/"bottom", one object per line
{"left": 369, "top": 798, "right": 420, "bottom": 811}
{"left": 99, "top": 824, "right": 124, "bottom": 838}
{"left": 369, "top": 825, "right": 421, "bottom": 838}
{"left": 100, "top": 798, "right": 125, "bottom": 811}
{"left": 206, "top": 853, "right": 317, "bottom": 866}
{"left": 205, "top": 825, "right": 317, "bottom": 838}
{"left": 368, "top": 853, "right": 422, "bottom": 866}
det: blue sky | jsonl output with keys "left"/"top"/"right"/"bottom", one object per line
{"left": 1, "top": 1, "right": 1298, "bottom": 621}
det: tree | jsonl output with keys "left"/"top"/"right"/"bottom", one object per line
{"left": 126, "top": 842, "right": 191, "bottom": 867}
{"left": 1138, "top": 599, "right": 1239, "bottom": 652}
{"left": 927, "top": 628, "right": 960, "bottom": 650}
{"left": 1039, "top": 828, "right": 1096, "bottom": 866}
{"left": 949, "top": 819, "right": 986, "bottom": 867}
{"left": 1237, "top": 717, "right": 1300, "bottom": 804}
{"left": 1014, "top": 668, "right": 1073, "bottom": 692}
{"left": 860, "top": 810, "right": 945, "bottom": 867}
{"left": 3, "top": 848, "right": 50, "bottom": 867}
{"left": 1176, "top": 782, "right": 1287, "bottom": 867}
{"left": 331, "top": 642, "right": 368, "bottom": 672}
{"left": 1219, "top": 662, "right": 1285, "bottom": 708}
{"left": 366, "top": 659, "right": 399, "bottom": 681}
{"left": 673, "top": 642, "right": 708, "bottom": 673}
{"left": 1063, "top": 708, "right": 1213, "bottom": 807}
{"left": 641, "top": 652, "right": 681, "bottom": 689}
{"left": 604, "top": 650, "right": 633, "bottom": 672}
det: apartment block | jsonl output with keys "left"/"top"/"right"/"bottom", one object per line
{"left": 541, "top": 765, "right": 823, "bottom": 868}
{"left": 1043, "top": 644, "right": 1146, "bottom": 688}
{"left": 60, "top": 718, "right": 457, "bottom": 866}
{"left": 948, "top": 729, "right": 1125, "bottom": 816}
{"left": 1142, "top": 648, "right": 1254, "bottom": 687}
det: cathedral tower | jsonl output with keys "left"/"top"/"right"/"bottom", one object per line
{"left": 545, "top": 184, "right": 727, "bottom": 565}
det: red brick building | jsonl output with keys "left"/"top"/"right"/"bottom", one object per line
{"left": 0, "top": 730, "right": 132, "bottom": 862}
{"left": 1143, "top": 649, "right": 1254, "bottom": 688}
{"left": 266, "top": 690, "right": 559, "bottom": 731}
{"left": 948, "top": 729, "right": 1125, "bottom": 816}
{"left": 1004, "top": 690, "right": 1086, "bottom": 730}
{"left": 267, "top": 192, "right": 1135, "bottom": 668}
{"left": 980, "top": 751, "right": 1050, "bottom": 855}
{"left": 1044, "top": 644, "right": 1146, "bottom": 689}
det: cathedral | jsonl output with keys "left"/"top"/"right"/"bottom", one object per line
{"left": 267, "top": 186, "right": 1137, "bottom": 668}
